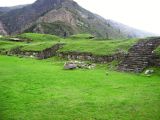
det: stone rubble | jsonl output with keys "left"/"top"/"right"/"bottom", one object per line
{"left": 64, "top": 61, "right": 96, "bottom": 70}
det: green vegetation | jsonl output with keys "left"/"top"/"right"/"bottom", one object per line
{"left": 24, "top": 21, "right": 75, "bottom": 37}
{"left": 0, "top": 40, "right": 24, "bottom": 51}
{"left": 69, "top": 34, "right": 94, "bottom": 39}
{"left": 0, "top": 33, "right": 159, "bottom": 120}
{"left": 0, "top": 33, "right": 139, "bottom": 55}
{"left": 21, "top": 42, "right": 58, "bottom": 52}
{"left": 0, "top": 33, "right": 62, "bottom": 52}
{"left": 40, "top": 22, "right": 74, "bottom": 37}
{"left": 0, "top": 55, "right": 159, "bottom": 120}
{"left": 17, "top": 33, "right": 61, "bottom": 42}
{"left": 155, "top": 45, "right": 160, "bottom": 56}
{"left": 60, "top": 38, "right": 138, "bottom": 55}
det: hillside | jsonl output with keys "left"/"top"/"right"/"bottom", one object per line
{"left": 0, "top": 5, "right": 27, "bottom": 15}
{"left": 0, "top": 0, "right": 154, "bottom": 38}
{"left": 0, "top": 33, "right": 138, "bottom": 55}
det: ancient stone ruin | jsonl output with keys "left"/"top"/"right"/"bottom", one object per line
{"left": 58, "top": 51, "right": 126, "bottom": 63}
{"left": 118, "top": 37, "right": 160, "bottom": 72}
{"left": 6, "top": 43, "right": 64, "bottom": 59}
{"left": 1, "top": 36, "right": 160, "bottom": 73}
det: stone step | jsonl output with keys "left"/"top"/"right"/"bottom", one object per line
{"left": 118, "top": 39, "right": 160, "bottom": 72}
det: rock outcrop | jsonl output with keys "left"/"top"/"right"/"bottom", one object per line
{"left": 118, "top": 37, "right": 160, "bottom": 72}
{"left": 0, "top": 0, "right": 65, "bottom": 34}
{"left": 0, "top": 21, "right": 7, "bottom": 35}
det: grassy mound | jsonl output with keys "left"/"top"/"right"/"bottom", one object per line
{"left": 17, "top": 33, "right": 61, "bottom": 42}
{"left": 20, "top": 42, "right": 59, "bottom": 52}
{"left": 60, "top": 39, "right": 139, "bottom": 55}
{"left": 0, "top": 33, "right": 139, "bottom": 56}
{"left": 0, "top": 33, "right": 62, "bottom": 52}
{"left": 0, "top": 40, "right": 24, "bottom": 51}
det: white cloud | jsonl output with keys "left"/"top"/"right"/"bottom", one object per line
{"left": 0, "top": 0, "right": 160, "bottom": 34}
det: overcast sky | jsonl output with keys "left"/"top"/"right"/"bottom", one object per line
{"left": 0, "top": 0, "right": 160, "bottom": 34}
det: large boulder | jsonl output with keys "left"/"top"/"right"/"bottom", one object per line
{"left": 145, "top": 69, "right": 154, "bottom": 75}
{"left": 64, "top": 61, "right": 96, "bottom": 70}
{"left": 64, "top": 62, "right": 77, "bottom": 70}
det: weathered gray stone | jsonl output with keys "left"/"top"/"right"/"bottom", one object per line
{"left": 64, "top": 62, "right": 77, "bottom": 70}
{"left": 64, "top": 61, "right": 96, "bottom": 70}
{"left": 145, "top": 70, "right": 154, "bottom": 75}
{"left": 4, "top": 43, "right": 64, "bottom": 59}
{"left": 58, "top": 52, "right": 126, "bottom": 63}
{"left": 118, "top": 38, "right": 160, "bottom": 72}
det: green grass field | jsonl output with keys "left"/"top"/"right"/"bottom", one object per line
{"left": 0, "top": 55, "right": 160, "bottom": 120}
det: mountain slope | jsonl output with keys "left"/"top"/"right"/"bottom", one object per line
{"left": 0, "top": 0, "right": 65, "bottom": 34}
{"left": 0, "top": 5, "right": 27, "bottom": 15}
{"left": 0, "top": 0, "right": 154, "bottom": 38}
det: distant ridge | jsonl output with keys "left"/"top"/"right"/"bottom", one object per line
{"left": 0, "top": 0, "right": 155, "bottom": 38}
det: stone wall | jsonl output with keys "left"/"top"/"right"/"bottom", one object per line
{"left": 0, "top": 43, "right": 125, "bottom": 63}
{"left": 3, "top": 43, "right": 64, "bottom": 59}
{"left": 58, "top": 51, "right": 126, "bottom": 63}
{"left": 149, "top": 54, "right": 160, "bottom": 67}
{"left": 118, "top": 38, "right": 160, "bottom": 72}
{"left": 36, "top": 43, "right": 64, "bottom": 59}
{"left": 0, "top": 49, "right": 9, "bottom": 55}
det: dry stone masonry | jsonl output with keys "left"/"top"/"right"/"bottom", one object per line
{"left": 5, "top": 43, "right": 64, "bottom": 59}
{"left": 1, "top": 36, "right": 160, "bottom": 73}
{"left": 58, "top": 51, "right": 126, "bottom": 63}
{"left": 118, "top": 37, "right": 160, "bottom": 72}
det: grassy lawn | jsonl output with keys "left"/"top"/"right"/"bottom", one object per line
{"left": 0, "top": 55, "right": 160, "bottom": 120}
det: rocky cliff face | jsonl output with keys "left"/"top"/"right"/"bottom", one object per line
{"left": 30, "top": 0, "right": 131, "bottom": 38}
{"left": 0, "top": 21, "right": 7, "bottom": 35}
{"left": 0, "top": 0, "right": 64, "bottom": 34}
{"left": 0, "top": 0, "right": 154, "bottom": 38}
